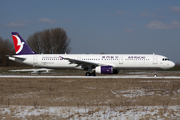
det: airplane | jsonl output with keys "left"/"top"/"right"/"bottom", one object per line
{"left": 8, "top": 32, "right": 175, "bottom": 76}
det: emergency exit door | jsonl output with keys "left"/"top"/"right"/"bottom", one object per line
{"left": 119, "top": 57, "right": 123, "bottom": 64}
{"left": 33, "top": 56, "right": 38, "bottom": 64}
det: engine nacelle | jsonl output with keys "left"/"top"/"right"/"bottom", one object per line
{"left": 95, "top": 66, "right": 119, "bottom": 74}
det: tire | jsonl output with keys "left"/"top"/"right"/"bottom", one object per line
{"left": 154, "top": 74, "right": 157, "bottom": 77}
{"left": 85, "top": 72, "right": 91, "bottom": 76}
{"left": 91, "top": 73, "right": 96, "bottom": 76}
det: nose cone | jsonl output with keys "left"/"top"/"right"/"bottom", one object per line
{"left": 171, "top": 61, "right": 175, "bottom": 68}
{"left": 169, "top": 61, "right": 175, "bottom": 69}
{"left": 163, "top": 61, "right": 175, "bottom": 70}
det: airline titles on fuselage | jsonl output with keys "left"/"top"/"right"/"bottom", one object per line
{"left": 128, "top": 56, "right": 146, "bottom": 59}
{"left": 102, "top": 56, "right": 119, "bottom": 59}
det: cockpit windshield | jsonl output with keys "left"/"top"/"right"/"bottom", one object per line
{"left": 162, "top": 58, "right": 169, "bottom": 61}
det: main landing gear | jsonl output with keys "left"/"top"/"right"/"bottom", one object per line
{"left": 85, "top": 72, "right": 96, "bottom": 76}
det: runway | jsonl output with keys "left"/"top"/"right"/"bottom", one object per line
{"left": 0, "top": 75, "right": 180, "bottom": 79}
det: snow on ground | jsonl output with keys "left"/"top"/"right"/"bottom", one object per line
{"left": 0, "top": 105, "right": 180, "bottom": 120}
{"left": 119, "top": 89, "right": 155, "bottom": 98}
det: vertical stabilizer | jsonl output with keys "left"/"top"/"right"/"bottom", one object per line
{"left": 12, "top": 32, "right": 36, "bottom": 55}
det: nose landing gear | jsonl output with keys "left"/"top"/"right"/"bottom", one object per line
{"left": 154, "top": 74, "right": 157, "bottom": 77}
{"left": 154, "top": 70, "right": 157, "bottom": 77}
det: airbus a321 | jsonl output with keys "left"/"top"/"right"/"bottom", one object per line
{"left": 8, "top": 32, "right": 175, "bottom": 76}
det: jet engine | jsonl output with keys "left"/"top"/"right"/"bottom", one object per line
{"left": 95, "top": 66, "right": 119, "bottom": 74}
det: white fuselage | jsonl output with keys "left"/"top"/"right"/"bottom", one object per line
{"left": 9, "top": 54, "right": 175, "bottom": 70}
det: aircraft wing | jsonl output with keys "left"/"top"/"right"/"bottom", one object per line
{"left": 63, "top": 57, "right": 107, "bottom": 69}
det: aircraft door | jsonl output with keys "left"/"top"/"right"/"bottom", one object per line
{"left": 153, "top": 55, "right": 157, "bottom": 64}
{"left": 119, "top": 56, "right": 123, "bottom": 64}
{"left": 33, "top": 56, "right": 38, "bottom": 65}
{"left": 77, "top": 57, "right": 81, "bottom": 60}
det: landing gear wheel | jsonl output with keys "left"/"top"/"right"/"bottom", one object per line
{"left": 153, "top": 70, "right": 157, "bottom": 77}
{"left": 154, "top": 74, "right": 157, "bottom": 77}
{"left": 85, "top": 72, "right": 91, "bottom": 76}
{"left": 91, "top": 73, "right": 96, "bottom": 76}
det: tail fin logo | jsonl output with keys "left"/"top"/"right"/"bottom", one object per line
{"left": 12, "top": 35, "right": 25, "bottom": 54}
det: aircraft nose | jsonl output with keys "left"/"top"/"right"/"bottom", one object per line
{"left": 171, "top": 61, "right": 175, "bottom": 68}
{"left": 169, "top": 61, "right": 175, "bottom": 68}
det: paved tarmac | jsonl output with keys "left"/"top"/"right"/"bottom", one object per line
{"left": 0, "top": 75, "right": 180, "bottom": 79}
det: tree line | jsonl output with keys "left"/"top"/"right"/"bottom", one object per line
{"left": 0, "top": 28, "right": 71, "bottom": 67}
{"left": 0, "top": 36, "right": 15, "bottom": 66}
{"left": 27, "top": 28, "right": 71, "bottom": 54}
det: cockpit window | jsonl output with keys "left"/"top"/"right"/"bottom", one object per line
{"left": 162, "top": 58, "right": 169, "bottom": 61}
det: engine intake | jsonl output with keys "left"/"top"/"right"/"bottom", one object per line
{"left": 95, "top": 66, "right": 119, "bottom": 74}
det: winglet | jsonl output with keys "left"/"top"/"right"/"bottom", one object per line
{"left": 12, "top": 32, "right": 36, "bottom": 55}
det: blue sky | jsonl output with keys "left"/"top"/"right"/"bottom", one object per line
{"left": 0, "top": 0, "right": 180, "bottom": 62}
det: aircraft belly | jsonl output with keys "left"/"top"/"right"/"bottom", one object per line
{"left": 116, "top": 67, "right": 163, "bottom": 70}
{"left": 116, "top": 61, "right": 162, "bottom": 70}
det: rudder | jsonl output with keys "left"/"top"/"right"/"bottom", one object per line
{"left": 12, "top": 32, "right": 36, "bottom": 55}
